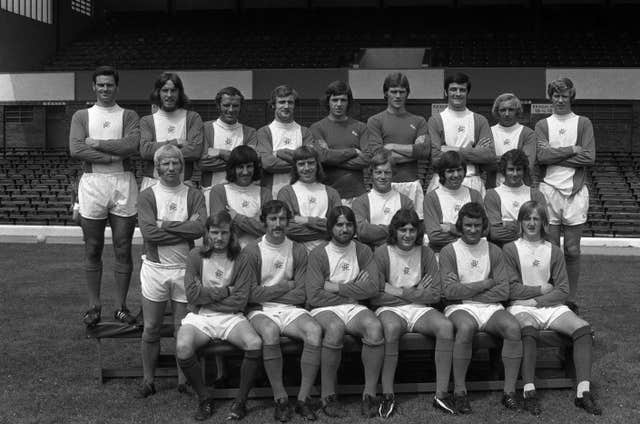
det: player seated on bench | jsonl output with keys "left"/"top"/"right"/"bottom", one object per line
{"left": 504, "top": 200, "right": 601, "bottom": 416}
{"left": 305, "top": 206, "right": 384, "bottom": 419}
{"left": 439, "top": 202, "right": 522, "bottom": 414}
{"left": 176, "top": 211, "right": 263, "bottom": 422}
{"left": 244, "top": 200, "right": 323, "bottom": 422}
{"left": 370, "top": 208, "right": 456, "bottom": 418}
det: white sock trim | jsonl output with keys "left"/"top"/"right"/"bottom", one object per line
{"left": 576, "top": 381, "right": 590, "bottom": 398}
{"left": 523, "top": 383, "right": 536, "bottom": 395}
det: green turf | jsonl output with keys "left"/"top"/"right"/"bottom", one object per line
{"left": 1, "top": 243, "right": 639, "bottom": 423}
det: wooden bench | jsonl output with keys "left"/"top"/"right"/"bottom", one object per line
{"left": 87, "top": 318, "right": 575, "bottom": 398}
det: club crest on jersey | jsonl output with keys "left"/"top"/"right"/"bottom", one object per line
{"left": 103, "top": 121, "right": 111, "bottom": 128}
{"left": 309, "top": 197, "right": 317, "bottom": 204}
{"left": 403, "top": 266, "right": 411, "bottom": 275}
{"left": 282, "top": 137, "right": 292, "bottom": 145}
{"left": 215, "top": 269, "right": 224, "bottom": 279}
{"left": 512, "top": 201, "right": 520, "bottom": 209}
{"left": 274, "top": 260, "right": 284, "bottom": 270}
{"left": 470, "top": 259, "right": 479, "bottom": 268}
{"left": 241, "top": 200, "right": 250, "bottom": 209}
{"left": 340, "top": 262, "right": 350, "bottom": 271}
{"left": 559, "top": 128, "right": 566, "bottom": 135}
{"left": 532, "top": 259, "right": 540, "bottom": 267}
{"left": 410, "top": 124, "right": 417, "bottom": 130}
{"left": 504, "top": 138, "right": 511, "bottom": 145}
{"left": 225, "top": 137, "right": 233, "bottom": 145}
{"left": 454, "top": 204, "right": 462, "bottom": 213}
{"left": 169, "top": 202, "right": 177, "bottom": 212}
{"left": 383, "top": 206, "right": 391, "bottom": 215}
{"left": 168, "top": 125, "right": 176, "bottom": 133}
{"left": 351, "top": 130, "right": 358, "bottom": 137}
{"left": 457, "top": 125, "right": 465, "bottom": 133}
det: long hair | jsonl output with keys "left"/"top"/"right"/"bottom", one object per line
{"left": 387, "top": 208, "right": 424, "bottom": 247}
{"left": 150, "top": 72, "right": 189, "bottom": 109}
{"left": 327, "top": 205, "right": 357, "bottom": 235}
{"left": 517, "top": 200, "right": 549, "bottom": 240}
{"left": 226, "top": 145, "right": 262, "bottom": 183}
{"left": 437, "top": 151, "right": 467, "bottom": 185}
{"left": 290, "top": 146, "right": 325, "bottom": 184}
{"left": 200, "top": 211, "right": 240, "bottom": 260}
{"left": 499, "top": 149, "right": 531, "bottom": 184}
{"left": 455, "top": 202, "right": 488, "bottom": 234}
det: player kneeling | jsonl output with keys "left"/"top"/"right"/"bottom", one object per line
{"left": 371, "top": 209, "right": 456, "bottom": 417}
{"left": 439, "top": 203, "right": 522, "bottom": 413}
{"left": 306, "top": 206, "right": 384, "bottom": 418}
{"left": 504, "top": 201, "right": 601, "bottom": 416}
{"left": 245, "top": 200, "right": 323, "bottom": 421}
{"left": 176, "top": 212, "right": 263, "bottom": 421}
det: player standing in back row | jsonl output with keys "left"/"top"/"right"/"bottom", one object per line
{"left": 69, "top": 66, "right": 140, "bottom": 327}
{"left": 535, "top": 78, "right": 595, "bottom": 308}
{"left": 367, "top": 72, "right": 430, "bottom": 218}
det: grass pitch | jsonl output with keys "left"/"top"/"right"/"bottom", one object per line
{"left": 1, "top": 243, "right": 639, "bottom": 424}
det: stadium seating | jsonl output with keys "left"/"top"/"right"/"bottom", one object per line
{"left": 41, "top": 10, "right": 640, "bottom": 70}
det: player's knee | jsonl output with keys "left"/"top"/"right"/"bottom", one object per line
{"left": 84, "top": 241, "right": 103, "bottom": 262}
{"left": 322, "top": 319, "right": 345, "bottom": 344}
{"left": 176, "top": 333, "right": 195, "bottom": 359}
{"left": 142, "top": 324, "right": 161, "bottom": 343}
{"left": 502, "top": 322, "right": 522, "bottom": 341}
{"left": 363, "top": 318, "right": 384, "bottom": 344}
{"left": 564, "top": 243, "right": 581, "bottom": 261}
{"left": 259, "top": 324, "right": 280, "bottom": 345}
{"left": 303, "top": 321, "right": 323, "bottom": 346}
{"left": 381, "top": 319, "right": 403, "bottom": 341}
{"left": 243, "top": 334, "right": 263, "bottom": 351}
{"left": 454, "top": 321, "right": 476, "bottom": 341}
{"left": 435, "top": 319, "right": 454, "bottom": 340}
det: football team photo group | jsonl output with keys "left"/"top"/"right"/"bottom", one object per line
{"left": 69, "top": 65, "right": 602, "bottom": 422}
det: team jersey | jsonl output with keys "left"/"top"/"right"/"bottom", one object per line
{"left": 69, "top": 104, "right": 140, "bottom": 173}
{"left": 209, "top": 183, "right": 272, "bottom": 241}
{"left": 536, "top": 113, "right": 595, "bottom": 196}
{"left": 138, "top": 183, "right": 207, "bottom": 264}
{"left": 139, "top": 109, "right": 203, "bottom": 180}
{"left": 309, "top": 116, "right": 369, "bottom": 198}
{"left": 367, "top": 110, "right": 429, "bottom": 183}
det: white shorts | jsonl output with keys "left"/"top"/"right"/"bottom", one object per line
{"left": 140, "top": 255, "right": 187, "bottom": 303}
{"left": 182, "top": 311, "right": 247, "bottom": 341}
{"left": 248, "top": 305, "right": 310, "bottom": 332}
{"left": 140, "top": 176, "right": 158, "bottom": 192}
{"left": 508, "top": 305, "right": 572, "bottom": 330}
{"left": 391, "top": 180, "right": 424, "bottom": 219}
{"left": 310, "top": 303, "right": 369, "bottom": 326}
{"left": 444, "top": 303, "right": 504, "bottom": 330}
{"left": 79, "top": 172, "right": 138, "bottom": 219}
{"left": 375, "top": 304, "right": 434, "bottom": 332}
{"left": 427, "top": 174, "right": 485, "bottom": 199}
{"left": 539, "top": 183, "right": 589, "bottom": 226}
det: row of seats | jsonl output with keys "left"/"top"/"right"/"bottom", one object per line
{"left": 41, "top": 10, "right": 640, "bottom": 70}
{"left": 0, "top": 149, "right": 638, "bottom": 235}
